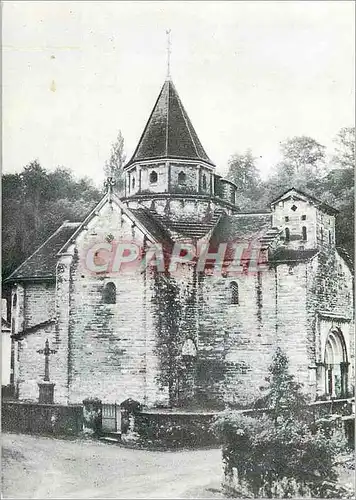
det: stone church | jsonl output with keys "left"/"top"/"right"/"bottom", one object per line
{"left": 6, "top": 77, "right": 354, "bottom": 409}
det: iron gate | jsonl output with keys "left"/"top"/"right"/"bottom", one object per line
{"left": 102, "top": 403, "right": 121, "bottom": 433}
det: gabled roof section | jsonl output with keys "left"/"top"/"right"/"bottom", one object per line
{"left": 58, "top": 192, "right": 171, "bottom": 255}
{"left": 129, "top": 207, "right": 173, "bottom": 245}
{"left": 5, "top": 193, "right": 176, "bottom": 282}
{"left": 210, "top": 213, "right": 273, "bottom": 244}
{"left": 126, "top": 79, "right": 214, "bottom": 167}
{"left": 269, "top": 248, "right": 319, "bottom": 264}
{"left": 336, "top": 246, "right": 354, "bottom": 271}
{"left": 12, "top": 319, "right": 55, "bottom": 339}
{"left": 2, "top": 318, "right": 11, "bottom": 331}
{"left": 5, "top": 222, "right": 81, "bottom": 283}
{"left": 206, "top": 213, "right": 275, "bottom": 267}
{"left": 270, "top": 188, "right": 338, "bottom": 215}
{"left": 148, "top": 208, "right": 224, "bottom": 241}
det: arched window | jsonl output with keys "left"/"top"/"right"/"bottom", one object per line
{"left": 320, "top": 227, "right": 324, "bottom": 243}
{"left": 202, "top": 174, "right": 207, "bottom": 190}
{"left": 178, "top": 171, "right": 186, "bottom": 185}
{"left": 324, "top": 328, "right": 348, "bottom": 397}
{"left": 132, "top": 177, "right": 135, "bottom": 189}
{"left": 302, "top": 226, "right": 307, "bottom": 241}
{"left": 149, "top": 171, "right": 158, "bottom": 184}
{"left": 12, "top": 294, "right": 17, "bottom": 308}
{"left": 328, "top": 230, "right": 332, "bottom": 245}
{"left": 229, "top": 281, "right": 239, "bottom": 305}
{"left": 285, "top": 227, "right": 290, "bottom": 242}
{"left": 102, "top": 282, "right": 116, "bottom": 304}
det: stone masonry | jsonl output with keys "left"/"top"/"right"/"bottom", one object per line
{"left": 6, "top": 77, "right": 354, "bottom": 409}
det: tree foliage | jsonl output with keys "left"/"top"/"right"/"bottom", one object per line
{"left": 254, "top": 347, "right": 311, "bottom": 421}
{"left": 2, "top": 128, "right": 354, "bottom": 291}
{"left": 266, "top": 136, "right": 326, "bottom": 197}
{"left": 213, "top": 348, "right": 348, "bottom": 498}
{"left": 228, "top": 131, "right": 354, "bottom": 261}
{"left": 104, "top": 130, "right": 126, "bottom": 194}
{"left": 332, "top": 127, "right": 355, "bottom": 169}
{"left": 280, "top": 136, "right": 326, "bottom": 173}
{"left": 226, "top": 150, "right": 262, "bottom": 210}
{"left": 2, "top": 161, "right": 101, "bottom": 280}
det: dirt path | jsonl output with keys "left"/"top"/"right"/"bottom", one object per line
{"left": 1, "top": 433, "right": 224, "bottom": 499}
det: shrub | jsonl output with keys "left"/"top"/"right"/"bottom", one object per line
{"left": 213, "top": 348, "right": 348, "bottom": 498}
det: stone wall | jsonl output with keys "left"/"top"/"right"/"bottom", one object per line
{"left": 16, "top": 323, "right": 56, "bottom": 401}
{"left": 23, "top": 283, "right": 55, "bottom": 328}
{"left": 2, "top": 400, "right": 83, "bottom": 436}
{"left": 11, "top": 192, "right": 353, "bottom": 410}
{"left": 170, "top": 163, "right": 199, "bottom": 193}
{"left": 271, "top": 194, "right": 337, "bottom": 253}
{"left": 306, "top": 249, "right": 354, "bottom": 397}
{"left": 65, "top": 200, "right": 165, "bottom": 407}
{"left": 134, "top": 162, "right": 168, "bottom": 195}
{"left": 195, "top": 269, "right": 278, "bottom": 407}
{"left": 12, "top": 282, "right": 58, "bottom": 401}
{"left": 274, "top": 263, "right": 311, "bottom": 388}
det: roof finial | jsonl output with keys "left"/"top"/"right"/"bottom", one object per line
{"left": 166, "top": 29, "right": 172, "bottom": 80}
{"left": 104, "top": 176, "right": 116, "bottom": 200}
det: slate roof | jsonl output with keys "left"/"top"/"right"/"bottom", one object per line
{"left": 149, "top": 208, "right": 224, "bottom": 240}
{"left": 269, "top": 248, "right": 319, "bottom": 263}
{"left": 126, "top": 79, "right": 214, "bottom": 167}
{"left": 12, "top": 319, "right": 55, "bottom": 339}
{"left": 336, "top": 246, "right": 354, "bottom": 271}
{"left": 129, "top": 208, "right": 173, "bottom": 244}
{"left": 210, "top": 213, "right": 273, "bottom": 244}
{"left": 5, "top": 222, "right": 81, "bottom": 282}
{"left": 1, "top": 318, "right": 11, "bottom": 331}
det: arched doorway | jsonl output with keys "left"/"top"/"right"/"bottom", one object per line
{"left": 324, "top": 328, "right": 348, "bottom": 397}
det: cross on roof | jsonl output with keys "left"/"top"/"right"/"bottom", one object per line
{"left": 104, "top": 176, "right": 116, "bottom": 195}
{"left": 166, "top": 29, "right": 172, "bottom": 80}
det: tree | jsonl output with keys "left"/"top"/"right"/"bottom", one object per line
{"left": 20, "top": 160, "right": 50, "bottom": 231}
{"left": 280, "top": 136, "right": 326, "bottom": 174}
{"left": 104, "top": 130, "right": 126, "bottom": 194}
{"left": 213, "top": 348, "right": 348, "bottom": 498}
{"left": 2, "top": 162, "right": 101, "bottom": 280}
{"left": 332, "top": 127, "right": 355, "bottom": 169}
{"left": 254, "top": 347, "right": 310, "bottom": 421}
{"left": 268, "top": 136, "right": 326, "bottom": 192}
{"left": 226, "top": 150, "right": 263, "bottom": 210}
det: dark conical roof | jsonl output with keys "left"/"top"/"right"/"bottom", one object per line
{"left": 126, "top": 79, "right": 214, "bottom": 167}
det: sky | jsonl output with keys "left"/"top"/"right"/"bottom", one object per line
{"left": 2, "top": 1, "right": 355, "bottom": 187}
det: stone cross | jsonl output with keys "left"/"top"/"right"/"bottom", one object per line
{"left": 104, "top": 176, "right": 116, "bottom": 195}
{"left": 37, "top": 339, "right": 57, "bottom": 382}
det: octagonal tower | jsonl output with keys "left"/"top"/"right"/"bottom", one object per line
{"left": 123, "top": 78, "right": 237, "bottom": 217}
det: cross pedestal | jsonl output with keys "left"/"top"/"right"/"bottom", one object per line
{"left": 38, "top": 381, "right": 55, "bottom": 404}
{"left": 37, "top": 339, "right": 57, "bottom": 404}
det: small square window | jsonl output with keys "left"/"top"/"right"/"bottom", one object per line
{"left": 301, "top": 215, "right": 306, "bottom": 221}
{"left": 285, "top": 216, "right": 289, "bottom": 222}
{"left": 291, "top": 205, "right": 297, "bottom": 211}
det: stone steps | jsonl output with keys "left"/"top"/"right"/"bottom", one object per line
{"left": 99, "top": 431, "right": 122, "bottom": 443}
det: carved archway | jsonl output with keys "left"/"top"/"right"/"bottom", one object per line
{"left": 324, "top": 328, "right": 348, "bottom": 397}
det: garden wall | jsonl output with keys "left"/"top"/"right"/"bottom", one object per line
{"left": 1, "top": 401, "right": 83, "bottom": 436}
{"left": 132, "top": 410, "right": 219, "bottom": 448}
